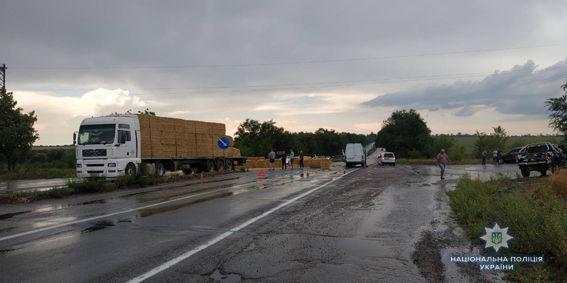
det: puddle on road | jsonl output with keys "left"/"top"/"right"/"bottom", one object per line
{"left": 336, "top": 237, "right": 391, "bottom": 258}
{"left": 210, "top": 269, "right": 242, "bottom": 283}
{"left": 0, "top": 210, "right": 30, "bottom": 220}
{"left": 0, "top": 199, "right": 107, "bottom": 221}
{"left": 137, "top": 192, "right": 234, "bottom": 218}
{"left": 140, "top": 183, "right": 245, "bottom": 203}
{"left": 81, "top": 219, "right": 116, "bottom": 234}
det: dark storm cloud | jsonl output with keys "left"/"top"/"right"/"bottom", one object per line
{"left": 2, "top": 0, "right": 566, "bottom": 95}
{"left": 362, "top": 58, "right": 567, "bottom": 116}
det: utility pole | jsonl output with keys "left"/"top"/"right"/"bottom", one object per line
{"left": 0, "top": 64, "right": 6, "bottom": 91}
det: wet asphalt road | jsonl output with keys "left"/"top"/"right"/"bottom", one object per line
{"left": 0, "top": 161, "right": 522, "bottom": 283}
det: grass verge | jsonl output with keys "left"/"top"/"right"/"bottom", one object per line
{"left": 2, "top": 164, "right": 157, "bottom": 203}
{"left": 0, "top": 167, "right": 76, "bottom": 181}
{"left": 447, "top": 172, "right": 567, "bottom": 281}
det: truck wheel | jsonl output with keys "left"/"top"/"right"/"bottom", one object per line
{"left": 225, "top": 159, "right": 234, "bottom": 170}
{"left": 126, "top": 163, "right": 136, "bottom": 176}
{"left": 500, "top": 158, "right": 506, "bottom": 164}
{"left": 206, "top": 160, "right": 215, "bottom": 172}
{"left": 156, "top": 162, "right": 165, "bottom": 177}
{"left": 540, "top": 170, "right": 547, "bottom": 177}
{"left": 216, "top": 159, "right": 225, "bottom": 171}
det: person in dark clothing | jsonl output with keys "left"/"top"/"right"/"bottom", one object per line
{"left": 299, "top": 150, "right": 304, "bottom": 168}
{"left": 281, "top": 151, "right": 287, "bottom": 169}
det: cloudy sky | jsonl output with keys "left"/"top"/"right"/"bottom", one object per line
{"left": 1, "top": 1, "right": 567, "bottom": 145}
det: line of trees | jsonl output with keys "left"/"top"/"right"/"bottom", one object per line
{"left": 374, "top": 109, "right": 467, "bottom": 159}
{"left": 0, "top": 89, "right": 39, "bottom": 170}
{"left": 233, "top": 119, "right": 375, "bottom": 157}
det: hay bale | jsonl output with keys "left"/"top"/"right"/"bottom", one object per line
{"left": 210, "top": 122, "right": 226, "bottom": 136}
{"left": 320, "top": 159, "right": 332, "bottom": 170}
{"left": 244, "top": 160, "right": 257, "bottom": 168}
{"left": 259, "top": 160, "right": 270, "bottom": 168}
{"left": 310, "top": 160, "right": 322, "bottom": 168}
{"left": 225, "top": 147, "right": 241, "bottom": 157}
{"left": 195, "top": 122, "right": 211, "bottom": 134}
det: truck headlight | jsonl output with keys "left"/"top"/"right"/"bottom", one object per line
{"left": 108, "top": 163, "right": 117, "bottom": 167}
{"left": 77, "top": 164, "right": 82, "bottom": 168}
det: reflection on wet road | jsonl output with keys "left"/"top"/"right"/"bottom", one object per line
{"left": 0, "top": 162, "right": 520, "bottom": 283}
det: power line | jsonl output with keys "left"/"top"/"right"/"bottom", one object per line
{"left": 137, "top": 65, "right": 567, "bottom": 95}
{"left": 9, "top": 43, "right": 567, "bottom": 70}
{"left": 10, "top": 65, "right": 565, "bottom": 96}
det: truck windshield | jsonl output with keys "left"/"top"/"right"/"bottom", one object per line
{"left": 78, "top": 124, "right": 116, "bottom": 145}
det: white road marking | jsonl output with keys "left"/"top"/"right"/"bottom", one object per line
{"left": 126, "top": 168, "right": 360, "bottom": 283}
{"left": 0, "top": 190, "right": 228, "bottom": 242}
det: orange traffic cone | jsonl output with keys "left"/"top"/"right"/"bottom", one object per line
{"left": 258, "top": 170, "right": 265, "bottom": 177}
{"left": 343, "top": 169, "right": 346, "bottom": 174}
{"left": 306, "top": 170, "right": 310, "bottom": 177}
{"left": 200, "top": 172, "right": 204, "bottom": 180}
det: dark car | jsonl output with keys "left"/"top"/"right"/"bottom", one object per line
{"left": 517, "top": 143, "right": 566, "bottom": 177}
{"left": 499, "top": 147, "right": 523, "bottom": 164}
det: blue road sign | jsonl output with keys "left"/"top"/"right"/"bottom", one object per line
{"left": 217, "top": 137, "right": 230, "bottom": 150}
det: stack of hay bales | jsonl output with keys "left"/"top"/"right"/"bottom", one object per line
{"left": 137, "top": 114, "right": 241, "bottom": 159}
{"left": 243, "top": 160, "right": 257, "bottom": 169}
{"left": 305, "top": 158, "right": 333, "bottom": 170}
{"left": 309, "top": 159, "right": 322, "bottom": 168}
{"left": 320, "top": 159, "right": 333, "bottom": 170}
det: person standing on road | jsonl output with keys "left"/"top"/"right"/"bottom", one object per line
{"left": 497, "top": 149, "right": 502, "bottom": 165}
{"left": 268, "top": 149, "right": 276, "bottom": 171}
{"left": 492, "top": 149, "right": 498, "bottom": 164}
{"left": 436, "top": 149, "right": 450, "bottom": 180}
{"left": 481, "top": 149, "right": 487, "bottom": 165}
{"left": 299, "top": 150, "right": 304, "bottom": 168}
{"left": 281, "top": 151, "right": 287, "bottom": 170}
{"left": 289, "top": 149, "right": 295, "bottom": 169}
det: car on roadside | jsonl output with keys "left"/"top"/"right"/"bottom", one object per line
{"left": 379, "top": 152, "right": 396, "bottom": 166}
{"left": 517, "top": 143, "right": 566, "bottom": 177}
{"left": 499, "top": 147, "right": 524, "bottom": 164}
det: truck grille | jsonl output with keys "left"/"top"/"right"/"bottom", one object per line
{"left": 83, "top": 149, "right": 107, "bottom": 157}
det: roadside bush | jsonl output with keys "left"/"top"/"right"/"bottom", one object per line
{"left": 550, "top": 169, "right": 567, "bottom": 199}
{"left": 408, "top": 149, "right": 425, "bottom": 159}
{"left": 114, "top": 162, "right": 156, "bottom": 188}
{"left": 450, "top": 144, "right": 466, "bottom": 161}
{"left": 45, "top": 186, "right": 75, "bottom": 198}
{"left": 447, "top": 176, "right": 567, "bottom": 277}
{"left": 0, "top": 167, "right": 75, "bottom": 181}
{"left": 67, "top": 177, "right": 113, "bottom": 194}
{"left": 5, "top": 186, "right": 75, "bottom": 202}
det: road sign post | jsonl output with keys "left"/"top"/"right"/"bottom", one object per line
{"left": 217, "top": 137, "right": 230, "bottom": 170}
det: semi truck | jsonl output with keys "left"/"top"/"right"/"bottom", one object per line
{"left": 74, "top": 114, "right": 246, "bottom": 178}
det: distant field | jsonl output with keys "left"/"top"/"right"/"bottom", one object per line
{"left": 32, "top": 145, "right": 75, "bottom": 150}
{"left": 455, "top": 136, "right": 563, "bottom": 155}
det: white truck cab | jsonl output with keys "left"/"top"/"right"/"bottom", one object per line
{"left": 75, "top": 115, "right": 141, "bottom": 178}
{"left": 343, "top": 143, "right": 367, "bottom": 168}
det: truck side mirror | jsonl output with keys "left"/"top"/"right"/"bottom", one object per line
{"left": 73, "top": 133, "right": 76, "bottom": 145}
